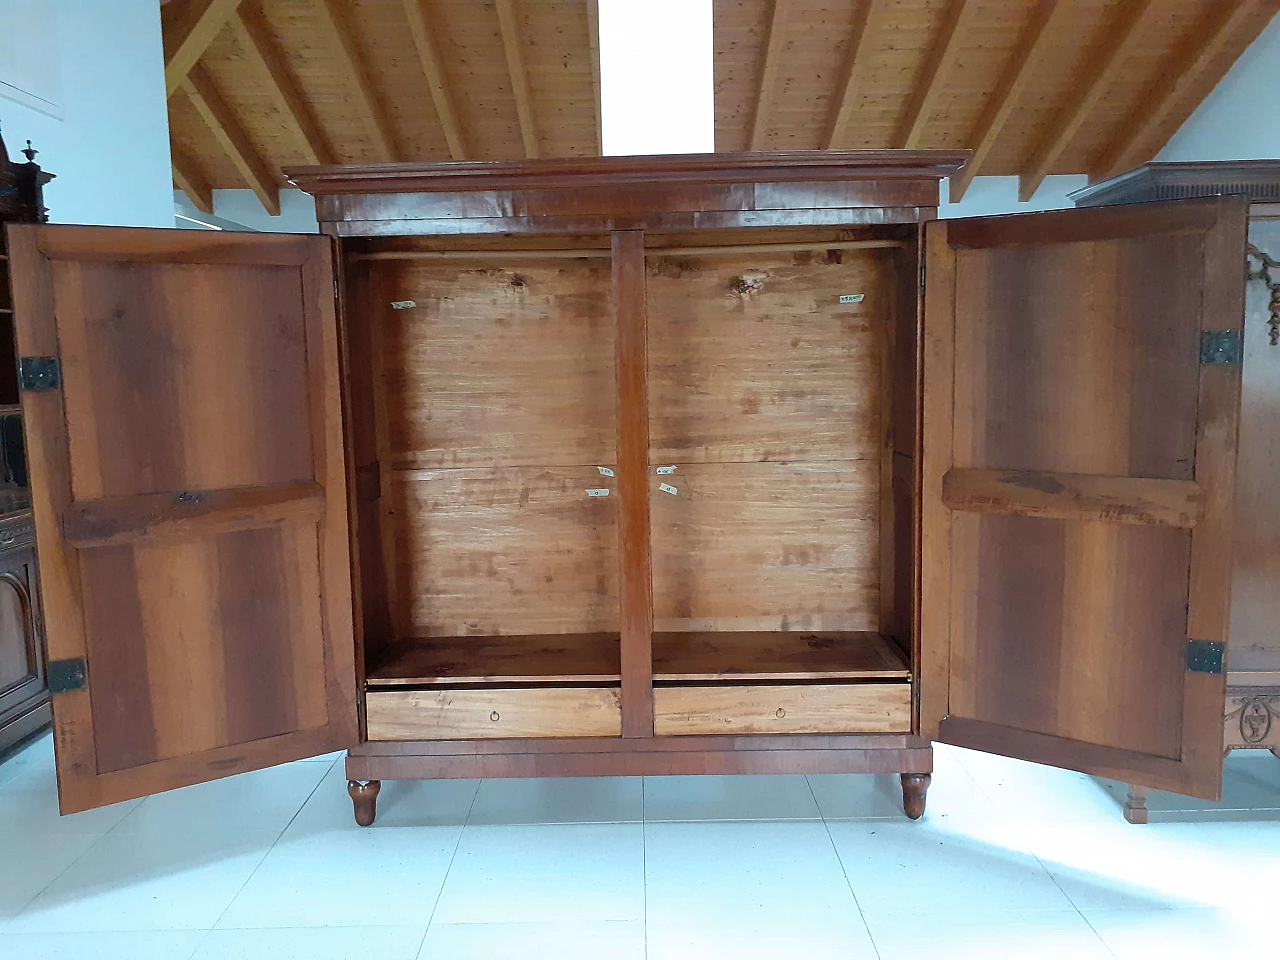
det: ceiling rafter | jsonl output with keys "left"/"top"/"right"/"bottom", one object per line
{"left": 316, "top": 0, "right": 400, "bottom": 163}
{"left": 823, "top": 0, "right": 876, "bottom": 150}
{"left": 495, "top": 0, "right": 540, "bottom": 158}
{"left": 183, "top": 64, "right": 281, "bottom": 215}
{"left": 172, "top": 146, "right": 214, "bottom": 214}
{"left": 164, "top": 0, "right": 244, "bottom": 97}
{"left": 949, "top": 0, "right": 1063, "bottom": 203}
{"left": 1018, "top": 0, "right": 1155, "bottom": 201}
{"left": 748, "top": 0, "right": 789, "bottom": 151}
{"left": 587, "top": 0, "right": 603, "bottom": 154}
{"left": 231, "top": 4, "right": 334, "bottom": 166}
{"left": 896, "top": 0, "right": 972, "bottom": 149}
{"left": 401, "top": 0, "right": 468, "bottom": 161}
{"left": 1091, "top": 0, "right": 1257, "bottom": 181}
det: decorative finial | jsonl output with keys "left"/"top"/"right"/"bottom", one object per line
{"left": 22, "top": 140, "right": 37, "bottom": 163}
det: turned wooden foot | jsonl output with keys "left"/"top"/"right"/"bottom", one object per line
{"left": 901, "top": 773, "right": 930, "bottom": 820}
{"left": 348, "top": 779, "right": 381, "bottom": 826}
{"left": 1124, "top": 784, "right": 1149, "bottom": 824}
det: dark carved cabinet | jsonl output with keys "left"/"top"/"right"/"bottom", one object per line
{"left": 0, "top": 511, "right": 48, "bottom": 755}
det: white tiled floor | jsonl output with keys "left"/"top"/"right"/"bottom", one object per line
{"left": 1, "top": 733, "right": 1278, "bottom": 958}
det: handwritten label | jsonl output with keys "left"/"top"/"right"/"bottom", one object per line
{"left": 656, "top": 465, "right": 677, "bottom": 475}
{"left": 391, "top": 300, "right": 417, "bottom": 310}
{"left": 838, "top": 294, "right": 865, "bottom": 304}
{"left": 586, "top": 488, "right": 610, "bottom": 497}
{"left": 597, "top": 466, "right": 615, "bottom": 477}
{"left": 659, "top": 483, "right": 678, "bottom": 496}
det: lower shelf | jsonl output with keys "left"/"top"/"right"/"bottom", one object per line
{"left": 653, "top": 682, "right": 912, "bottom": 736}
{"left": 365, "top": 686, "right": 622, "bottom": 740}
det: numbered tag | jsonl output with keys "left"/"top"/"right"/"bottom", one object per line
{"left": 659, "top": 483, "right": 678, "bottom": 496}
{"left": 391, "top": 300, "right": 418, "bottom": 310}
{"left": 838, "top": 294, "right": 865, "bottom": 304}
{"left": 656, "top": 465, "right": 677, "bottom": 475}
{"left": 597, "top": 466, "right": 615, "bottom": 477}
{"left": 586, "top": 488, "right": 610, "bottom": 497}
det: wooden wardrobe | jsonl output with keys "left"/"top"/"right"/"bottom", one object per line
{"left": 4, "top": 152, "right": 1254, "bottom": 824}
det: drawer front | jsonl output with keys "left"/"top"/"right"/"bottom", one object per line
{"left": 654, "top": 682, "right": 911, "bottom": 736}
{"left": 365, "top": 687, "right": 622, "bottom": 740}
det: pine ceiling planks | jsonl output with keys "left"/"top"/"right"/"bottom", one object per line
{"left": 165, "top": 0, "right": 1277, "bottom": 214}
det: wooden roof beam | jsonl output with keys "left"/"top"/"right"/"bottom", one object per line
{"left": 587, "top": 0, "right": 602, "bottom": 155}
{"left": 316, "top": 0, "right": 400, "bottom": 162}
{"left": 183, "top": 65, "right": 281, "bottom": 215}
{"left": 495, "top": 0, "right": 539, "bottom": 158}
{"left": 172, "top": 147, "right": 214, "bottom": 215}
{"left": 1018, "top": 0, "right": 1153, "bottom": 202}
{"left": 950, "top": 0, "right": 1063, "bottom": 203}
{"left": 748, "top": 0, "right": 788, "bottom": 151}
{"left": 896, "top": 0, "right": 973, "bottom": 149}
{"left": 164, "top": 0, "right": 244, "bottom": 97}
{"left": 824, "top": 0, "right": 876, "bottom": 150}
{"left": 401, "top": 0, "right": 468, "bottom": 161}
{"left": 231, "top": 4, "right": 335, "bottom": 166}
{"left": 1092, "top": 0, "right": 1257, "bottom": 181}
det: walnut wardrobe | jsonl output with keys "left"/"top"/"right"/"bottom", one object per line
{"left": 4, "top": 151, "right": 1252, "bottom": 824}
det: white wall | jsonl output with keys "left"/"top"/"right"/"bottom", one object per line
{"left": 939, "top": 175, "right": 1089, "bottom": 219}
{"left": 1159, "top": 13, "right": 1280, "bottom": 162}
{"left": 0, "top": 0, "right": 172, "bottom": 227}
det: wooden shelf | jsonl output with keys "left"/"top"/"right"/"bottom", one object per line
{"left": 366, "top": 633, "right": 621, "bottom": 687}
{"left": 653, "top": 631, "right": 909, "bottom": 682}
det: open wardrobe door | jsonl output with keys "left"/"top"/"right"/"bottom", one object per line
{"left": 918, "top": 198, "right": 1248, "bottom": 800}
{"left": 7, "top": 226, "right": 358, "bottom": 813}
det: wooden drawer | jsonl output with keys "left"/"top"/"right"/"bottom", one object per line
{"left": 365, "top": 687, "right": 622, "bottom": 740}
{"left": 653, "top": 682, "right": 911, "bottom": 735}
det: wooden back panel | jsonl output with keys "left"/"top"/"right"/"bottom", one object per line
{"left": 9, "top": 226, "right": 356, "bottom": 813}
{"left": 921, "top": 199, "right": 1248, "bottom": 799}
{"left": 645, "top": 247, "right": 895, "bottom": 631}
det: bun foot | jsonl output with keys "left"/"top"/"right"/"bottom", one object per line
{"left": 348, "top": 779, "right": 381, "bottom": 826}
{"left": 901, "top": 772, "right": 930, "bottom": 820}
{"left": 1123, "top": 784, "right": 1149, "bottom": 825}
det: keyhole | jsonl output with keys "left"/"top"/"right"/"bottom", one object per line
{"left": 775, "top": 707, "right": 786, "bottom": 719}
{"left": 490, "top": 711, "right": 500, "bottom": 722}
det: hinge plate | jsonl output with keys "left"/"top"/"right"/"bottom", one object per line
{"left": 1187, "top": 639, "right": 1225, "bottom": 675}
{"left": 18, "top": 356, "right": 61, "bottom": 391}
{"left": 47, "top": 657, "right": 87, "bottom": 693}
{"left": 1200, "top": 331, "right": 1242, "bottom": 365}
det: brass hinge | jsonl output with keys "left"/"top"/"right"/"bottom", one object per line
{"left": 18, "top": 356, "right": 61, "bottom": 391}
{"left": 1200, "top": 331, "right": 1242, "bottom": 365}
{"left": 47, "top": 657, "right": 87, "bottom": 693}
{"left": 1186, "top": 639, "right": 1225, "bottom": 675}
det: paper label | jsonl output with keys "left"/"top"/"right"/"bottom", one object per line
{"left": 655, "top": 465, "right": 677, "bottom": 475}
{"left": 838, "top": 294, "right": 865, "bottom": 304}
{"left": 659, "top": 483, "right": 678, "bottom": 495}
{"left": 391, "top": 300, "right": 417, "bottom": 310}
{"left": 597, "top": 466, "right": 615, "bottom": 477}
{"left": 586, "top": 488, "right": 610, "bottom": 497}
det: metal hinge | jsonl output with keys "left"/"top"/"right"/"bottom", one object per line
{"left": 1186, "top": 639, "right": 1225, "bottom": 675}
{"left": 18, "top": 356, "right": 60, "bottom": 391}
{"left": 1200, "top": 331, "right": 1242, "bottom": 365}
{"left": 47, "top": 657, "right": 87, "bottom": 693}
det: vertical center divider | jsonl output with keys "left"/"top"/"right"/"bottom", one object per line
{"left": 612, "top": 229, "right": 655, "bottom": 737}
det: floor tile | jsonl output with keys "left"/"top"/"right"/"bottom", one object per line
{"left": 1096, "top": 749, "right": 1280, "bottom": 822}
{"left": 808, "top": 745, "right": 992, "bottom": 823}
{"left": 418, "top": 920, "right": 645, "bottom": 960}
{"left": 287, "top": 764, "right": 478, "bottom": 833}
{"left": 194, "top": 925, "right": 427, "bottom": 959}
{"left": 216, "top": 825, "right": 461, "bottom": 928}
{"left": 866, "top": 909, "right": 1114, "bottom": 960}
{"left": 0, "top": 777, "right": 139, "bottom": 842}
{"left": 644, "top": 820, "right": 877, "bottom": 959}
{"left": 295, "top": 751, "right": 347, "bottom": 764}
{"left": 0, "top": 832, "right": 103, "bottom": 920}
{"left": 642, "top": 774, "right": 820, "bottom": 821}
{"left": 431, "top": 823, "right": 644, "bottom": 925}
{"left": 111, "top": 762, "right": 330, "bottom": 836}
{"left": 1087, "top": 908, "right": 1272, "bottom": 959}
{"left": 0, "top": 732, "right": 54, "bottom": 788}
{"left": 826, "top": 819, "right": 1076, "bottom": 919}
{"left": 467, "top": 776, "right": 641, "bottom": 825}
{"left": 0, "top": 929, "right": 206, "bottom": 959}
{"left": 7, "top": 827, "right": 280, "bottom": 932}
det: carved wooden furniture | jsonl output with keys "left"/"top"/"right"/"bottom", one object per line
{"left": 0, "top": 127, "right": 51, "bottom": 757}
{"left": 1073, "top": 160, "right": 1280, "bottom": 823}
{"left": 3, "top": 151, "right": 1255, "bottom": 824}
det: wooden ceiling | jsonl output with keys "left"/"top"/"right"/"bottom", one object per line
{"left": 164, "top": 0, "right": 1278, "bottom": 216}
